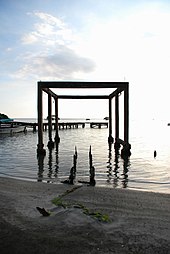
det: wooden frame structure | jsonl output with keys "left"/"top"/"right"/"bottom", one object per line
{"left": 37, "top": 81, "right": 131, "bottom": 155}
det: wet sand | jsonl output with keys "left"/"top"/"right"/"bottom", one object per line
{"left": 0, "top": 177, "right": 170, "bottom": 254}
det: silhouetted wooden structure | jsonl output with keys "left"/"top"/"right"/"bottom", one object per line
{"left": 37, "top": 81, "right": 131, "bottom": 155}
{"left": 90, "top": 122, "right": 108, "bottom": 128}
{"left": 9, "top": 121, "right": 85, "bottom": 131}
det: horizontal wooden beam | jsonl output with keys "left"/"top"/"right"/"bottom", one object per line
{"left": 38, "top": 81, "right": 128, "bottom": 89}
{"left": 57, "top": 95, "right": 109, "bottom": 99}
{"left": 42, "top": 88, "right": 58, "bottom": 98}
{"left": 109, "top": 88, "right": 124, "bottom": 99}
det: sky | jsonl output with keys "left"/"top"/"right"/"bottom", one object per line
{"left": 1, "top": 0, "right": 170, "bottom": 120}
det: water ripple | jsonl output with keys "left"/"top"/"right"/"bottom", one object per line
{"left": 0, "top": 122, "right": 170, "bottom": 194}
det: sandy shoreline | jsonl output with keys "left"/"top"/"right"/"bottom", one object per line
{"left": 0, "top": 177, "right": 170, "bottom": 254}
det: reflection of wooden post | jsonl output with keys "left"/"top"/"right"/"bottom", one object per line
{"left": 55, "top": 96, "right": 60, "bottom": 142}
{"left": 37, "top": 84, "right": 46, "bottom": 154}
{"left": 108, "top": 98, "right": 113, "bottom": 143}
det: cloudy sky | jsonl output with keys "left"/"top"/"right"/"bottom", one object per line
{"left": 1, "top": 0, "right": 170, "bottom": 120}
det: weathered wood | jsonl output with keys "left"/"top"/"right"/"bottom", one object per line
{"left": 37, "top": 81, "right": 130, "bottom": 154}
{"left": 116, "top": 138, "right": 128, "bottom": 146}
{"left": 124, "top": 85, "right": 129, "bottom": 144}
{"left": 108, "top": 98, "right": 113, "bottom": 143}
{"left": 90, "top": 122, "right": 108, "bottom": 128}
{"left": 54, "top": 97, "right": 60, "bottom": 142}
{"left": 57, "top": 95, "right": 109, "bottom": 99}
{"left": 48, "top": 94, "right": 52, "bottom": 142}
{"left": 58, "top": 122, "right": 85, "bottom": 129}
{"left": 109, "top": 88, "right": 124, "bottom": 99}
{"left": 115, "top": 94, "right": 119, "bottom": 141}
{"left": 42, "top": 87, "right": 57, "bottom": 98}
{"left": 37, "top": 85, "right": 45, "bottom": 154}
{"left": 38, "top": 81, "right": 128, "bottom": 89}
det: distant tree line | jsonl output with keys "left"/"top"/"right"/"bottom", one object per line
{"left": 0, "top": 113, "right": 9, "bottom": 119}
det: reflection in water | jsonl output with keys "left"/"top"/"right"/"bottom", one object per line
{"left": 37, "top": 141, "right": 131, "bottom": 188}
{"left": 107, "top": 143, "right": 131, "bottom": 189}
{"left": 121, "top": 155, "right": 130, "bottom": 188}
{"left": 54, "top": 143, "right": 59, "bottom": 178}
{"left": 37, "top": 144, "right": 59, "bottom": 182}
{"left": 113, "top": 147, "right": 120, "bottom": 188}
{"left": 106, "top": 143, "right": 113, "bottom": 184}
{"left": 1, "top": 121, "right": 170, "bottom": 193}
{"left": 37, "top": 154, "right": 45, "bottom": 182}
{"left": 47, "top": 147, "right": 53, "bottom": 179}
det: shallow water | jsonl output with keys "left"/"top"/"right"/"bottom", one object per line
{"left": 0, "top": 118, "right": 170, "bottom": 194}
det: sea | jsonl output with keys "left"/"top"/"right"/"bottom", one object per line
{"left": 0, "top": 117, "right": 170, "bottom": 194}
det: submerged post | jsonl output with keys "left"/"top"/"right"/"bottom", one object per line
{"left": 37, "top": 84, "right": 46, "bottom": 155}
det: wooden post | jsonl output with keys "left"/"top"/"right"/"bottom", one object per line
{"left": 47, "top": 94, "right": 54, "bottom": 148}
{"left": 37, "top": 84, "right": 46, "bottom": 155}
{"left": 124, "top": 84, "right": 129, "bottom": 144}
{"left": 121, "top": 83, "right": 131, "bottom": 156}
{"left": 108, "top": 98, "right": 114, "bottom": 143}
{"left": 55, "top": 96, "right": 60, "bottom": 142}
{"left": 48, "top": 94, "right": 52, "bottom": 140}
{"left": 114, "top": 94, "right": 120, "bottom": 148}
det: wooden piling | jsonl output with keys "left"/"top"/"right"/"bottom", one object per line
{"left": 48, "top": 94, "right": 52, "bottom": 140}
{"left": 47, "top": 94, "right": 54, "bottom": 148}
{"left": 115, "top": 94, "right": 119, "bottom": 144}
{"left": 124, "top": 84, "right": 129, "bottom": 144}
{"left": 89, "top": 146, "right": 96, "bottom": 186}
{"left": 37, "top": 85, "right": 46, "bottom": 155}
{"left": 37, "top": 81, "right": 131, "bottom": 155}
{"left": 108, "top": 98, "right": 114, "bottom": 143}
{"left": 54, "top": 97, "right": 60, "bottom": 142}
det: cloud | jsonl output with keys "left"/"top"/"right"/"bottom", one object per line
{"left": 15, "top": 12, "right": 96, "bottom": 80}
{"left": 12, "top": 45, "right": 95, "bottom": 80}
{"left": 34, "top": 12, "right": 65, "bottom": 28}
{"left": 22, "top": 32, "right": 39, "bottom": 44}
{"left": 22, "top": 11, "right": 74, "bottom": 46}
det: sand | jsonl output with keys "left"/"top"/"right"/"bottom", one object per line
{"left": 0, "top": 177, "right": 170, "bottom": 254}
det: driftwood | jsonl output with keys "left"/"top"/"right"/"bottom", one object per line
{"left": 36, "top": 207, "right": 50, "bottom": 216}
{"left": 78, "top": 146, "right": 96, "bottom": 186}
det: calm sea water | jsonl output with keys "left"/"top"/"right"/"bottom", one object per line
{"left": 0, "top": 118, "right": 170, "bottom": 194}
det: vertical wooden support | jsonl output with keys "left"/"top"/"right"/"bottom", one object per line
{"left": 55, "top": 96, "right": 60, "bottom": 142}
{"left": 124, "top": 84, "right": 129, "bottom": 144}
{"left": 121, "top": 82, "right": 131, "bottom": 156}
{"left": 115, "top": 94, "right": 120, "bottom": 146}
{"left": 36, "top": 81, "right": 130, "bottom": 154}
{"left": 108, "top": 98, "right": 114, "bottom": 143}
{"left": 47, "top": 94, "right": 54, "bottom": 148}
{"left": 37, "top": 84, "right": 46, "bottom": 155}
{"left": 48, "top": 94, "right": 52, "bottom": 141}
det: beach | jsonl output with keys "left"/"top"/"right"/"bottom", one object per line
{"left": 0, "top": 177, "right": 170, "bottom": 254}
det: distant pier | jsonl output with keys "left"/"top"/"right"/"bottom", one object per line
{"left": 90, "top": 122, "right": 108, "bottom": 128}
{"left": 11, "top": 121, "right": 108, "bottom": 131}
{"left": 58, "top": 122, "right": 85, "bottom": 130}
